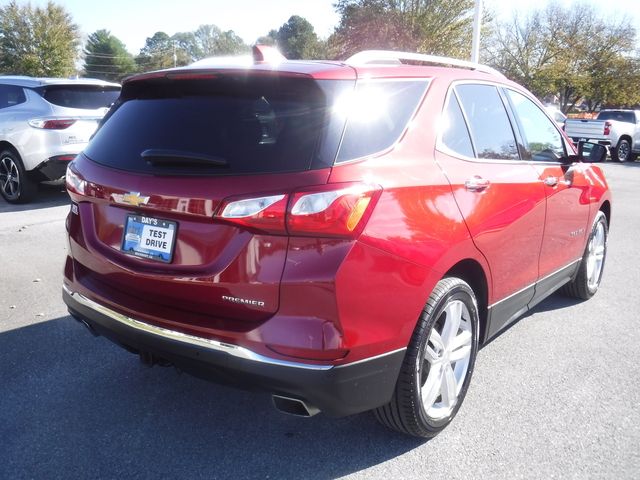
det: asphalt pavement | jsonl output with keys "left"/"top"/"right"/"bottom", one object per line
{"left": 1, "top": 164, "right": 639, "bottom": 479}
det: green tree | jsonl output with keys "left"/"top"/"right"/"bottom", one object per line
{"left": 329, "top": 0, "right": 477, "bottom": 60}
{"left": 188, "top": 24, "right": 248, "bottom": 60}
{"left": 0, "top": 0, "right": 79, "bottom": 76}
{"left": 136, "top": 31, "right": 190, "bottom": 71}
{"left": 274, "top": 15, "right": 325, "bottom": 59}
{"left": 485, "top": 4, "right": 638, "bottom": 112}
{"left": 84, "top": 29, "right": 136, "bottom": 81}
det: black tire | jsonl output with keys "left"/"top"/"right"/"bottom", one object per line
{"left": 374, "top": 277, "right": 479, "bottom": 438}
{"left": 560, "top": 211, "right": 608, "bottom": 300}
{"left": 611, "top": 138, "right": 631, "bottom": 162}
{"left": 0, "top": 149, "right": 37, "bottom": 203}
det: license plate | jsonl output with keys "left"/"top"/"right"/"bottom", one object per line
{"left": 121, "top": 215, "right": 177, "bottom": 263}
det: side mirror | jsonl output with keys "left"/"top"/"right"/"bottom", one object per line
{"left": 578, "top": 141, "right": 607, "bottom": 163}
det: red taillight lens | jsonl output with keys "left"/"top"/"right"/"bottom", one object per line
{"left": 287, "top": 183, "right": 381, "bottom": 238}
{"left": 604, "top": 121, "right": 611, "bottom": 136}
{"left": 215, "top": 183, "right": 381, "bottom": 238}
{"left": 29, "top": 118, "right": 77, "bottom": 130}
{"left": 216, "top": 194, "right": 288, "bottom": 234}
{"left": 65, "top": 162, "right": 86, "bottom": 195}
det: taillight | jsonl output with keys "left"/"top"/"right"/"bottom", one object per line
{"left": 65, "top": 162, "right": 86, "bottom": 195}
{"left": 604, "top": 121, "right": 611, "bottom": 136}
{"left": 217, "top": 194, "right": 288, "bottom": 234}
{"left": 287, "top": 183, "right": 381, "bottom": 238}
{"left": 29, "top": 118, "right": 77, "bottom": 129}
{"left": 214, "top": 183, "right": 382, "bottom": 238}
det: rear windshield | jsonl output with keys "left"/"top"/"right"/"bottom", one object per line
{"left": 596, "top": 110, "right": 636, "bottom": 123}
{"left": 85, "top": 76, "right": 352, "bottom": 176}
{"left": 40, "top": 85, "right": 121, "bottom": 109}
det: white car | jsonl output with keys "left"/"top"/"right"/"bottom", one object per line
{"left": 0, "top": 77, "right": 120, "bottom": 203}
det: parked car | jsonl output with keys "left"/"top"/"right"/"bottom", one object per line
{"left": 564, "top": 109, "right": 640, "bottom": 162}
{"left": 62, "top": 48, "right": 611, "bottom": 438}
{"left": 0, "top": 76, "right": 121, "bottom": 203}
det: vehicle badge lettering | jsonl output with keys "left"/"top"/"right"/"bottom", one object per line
{"left": 221, "top": 295, "right": 265, "bottom": 308}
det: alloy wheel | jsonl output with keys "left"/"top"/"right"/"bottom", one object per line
{"left": 0, "top": 156, "right": 20, "bottom": 201}
{"left": 420, "top": 299, "right": 473, "bottom": 420}
{"left": 586, "top": 221, "right": 606, "bottom": 290}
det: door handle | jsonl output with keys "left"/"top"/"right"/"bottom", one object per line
{"left": 543, "top": 176, "right": 558, "bottom": 187}
{"left": 464, "top": 176, "right": 490, "bottom": 192}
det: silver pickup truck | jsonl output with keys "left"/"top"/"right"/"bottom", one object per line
{"left": 565, "top": 109, "right": 640, "bottom": 162}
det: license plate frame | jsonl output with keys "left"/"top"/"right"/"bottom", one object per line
{"left": 121, "top": 214, "right": 178, "bottom": 263}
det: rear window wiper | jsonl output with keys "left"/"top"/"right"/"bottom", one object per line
{"left": 141, "top": 149, "right": 229, "bottom": 167}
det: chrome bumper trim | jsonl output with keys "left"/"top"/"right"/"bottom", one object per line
{"left": 63, "top": 285, "right": 332, "bottom": 371}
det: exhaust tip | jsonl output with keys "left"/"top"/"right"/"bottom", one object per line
{"left": 272, "top": 395, "right": 320, "bottom": 417}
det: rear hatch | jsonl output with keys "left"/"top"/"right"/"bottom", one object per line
{"left": 69, "top": 71, "right": 352, "bottom": 327}
{"left": 34, "top": 83, "right": 121, "bottom": 146}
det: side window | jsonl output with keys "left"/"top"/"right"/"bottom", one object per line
{"left": 441, "top": 91, "right": 475, "bottom": 158}
{"left": 506, "top": 89, "right": 564, "bottom": 161}
{"left": 455, "top": 84, "right": 519, "bottom": 160}
{"left": 0, "top": 85, "right": 26, "bottom": 109}
{"left": 335, "top": 80, "right": 429, "bottom": 162}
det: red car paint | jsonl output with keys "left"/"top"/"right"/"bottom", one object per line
{"left": 63, "top": 58, "right": 611, "bottom": 402}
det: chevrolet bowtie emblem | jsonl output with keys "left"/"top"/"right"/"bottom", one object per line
{"left": 111, "top": 192, "right": 150, "bottom": 207}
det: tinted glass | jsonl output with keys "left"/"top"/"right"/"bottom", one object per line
{"left": 42, "top": 85, "right": 121, "bottom": 109}
{"left": 455, "top": 84, "right": 519, "bottom": 160}
{"left": 596, "top": 110, "right": 636, "bottom": 123}
{"left": 336, "top": 80, "right": 429, "bottom": 162}
{"left": 507, "top": 90, "right": 564, "bottom": 162}
{"left": 0, "top": 85, "right": 26, "bottom": 108}
{"left": 85, "top": 76, "right": 351, "bottom": 176}
{"left": 441, "top": 92, "right": 474, "bottom": 157}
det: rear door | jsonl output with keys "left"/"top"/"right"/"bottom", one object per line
{"left": 504, "top": 88, "right": 591, "bottom": 303}
{"left": 436, "top": 82, "right": 546, "bottom": 338}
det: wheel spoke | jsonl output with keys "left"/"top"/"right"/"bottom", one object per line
{"left": 440, "top": 363, "right": 458, "bottom": 409}
{"left": 442, "top": 301, "right": 462, "bottom": 347}
{"left": 421, "top": 364, "right": 443, "bottom": 409}
{"left": 449, "top": 330, "right": 472, "bottom": 362}
{"left": 428, "top": 328, "right": 445, "bottom": 353}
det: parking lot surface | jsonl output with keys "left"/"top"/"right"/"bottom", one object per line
{"left": 1, "top": 164, "right": 639, "bottom": 479}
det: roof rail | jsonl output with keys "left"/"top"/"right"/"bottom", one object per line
{"left": 345, "top": 50, "right": 505, "bottom": 78}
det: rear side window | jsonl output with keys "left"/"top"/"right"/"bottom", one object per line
{"left": 336, "top": 80, "right": 429, "bottom": 162}
{"left": 506, "top": 89, "right": 564, "bottom": 162}
{"left": 455, "top": 84, "right": 519, "bottom": 160}
{"left": 40, "top": 85, "right": 121, "bottom": 109}
{"left": 85, "top": 76, "right": 351, "bottom": 176}
{"left": 596, "top": 110, "right": 636, "bottom": 123}
{"left": 441, "top": 91, "right": 474, "bottom": 158}
{"left": 0, "top": 85, "right": 26, "bottom": 108}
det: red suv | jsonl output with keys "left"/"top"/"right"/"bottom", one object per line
{"left": 63, "top": 48, "right": 611, "bottom": 438}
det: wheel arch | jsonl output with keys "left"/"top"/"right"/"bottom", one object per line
{"left": 444, "top": 259, "right": 490, "bottom": 344}
{"left": 599, "top": 200, "right": 611, "bottom": 228}
{"left": 0, "top": 140, "right": 22, "bottom": 159}
{"left": 618, "top": 135, "right": 632, "bottom": 147}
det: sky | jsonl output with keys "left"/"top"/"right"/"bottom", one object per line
{"left": 10, "top": 0, "right": 640, "bottom": 55}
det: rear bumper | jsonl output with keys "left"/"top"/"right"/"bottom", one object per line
{"left": 62, "top": 285, "right": 405, "bottom": 417}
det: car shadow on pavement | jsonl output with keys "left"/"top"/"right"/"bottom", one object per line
{"left": 0, "top": 185, "right": 69, "bottom": 213}
{"left": 0, "top": 316, "right": 424, "bottom": 479}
